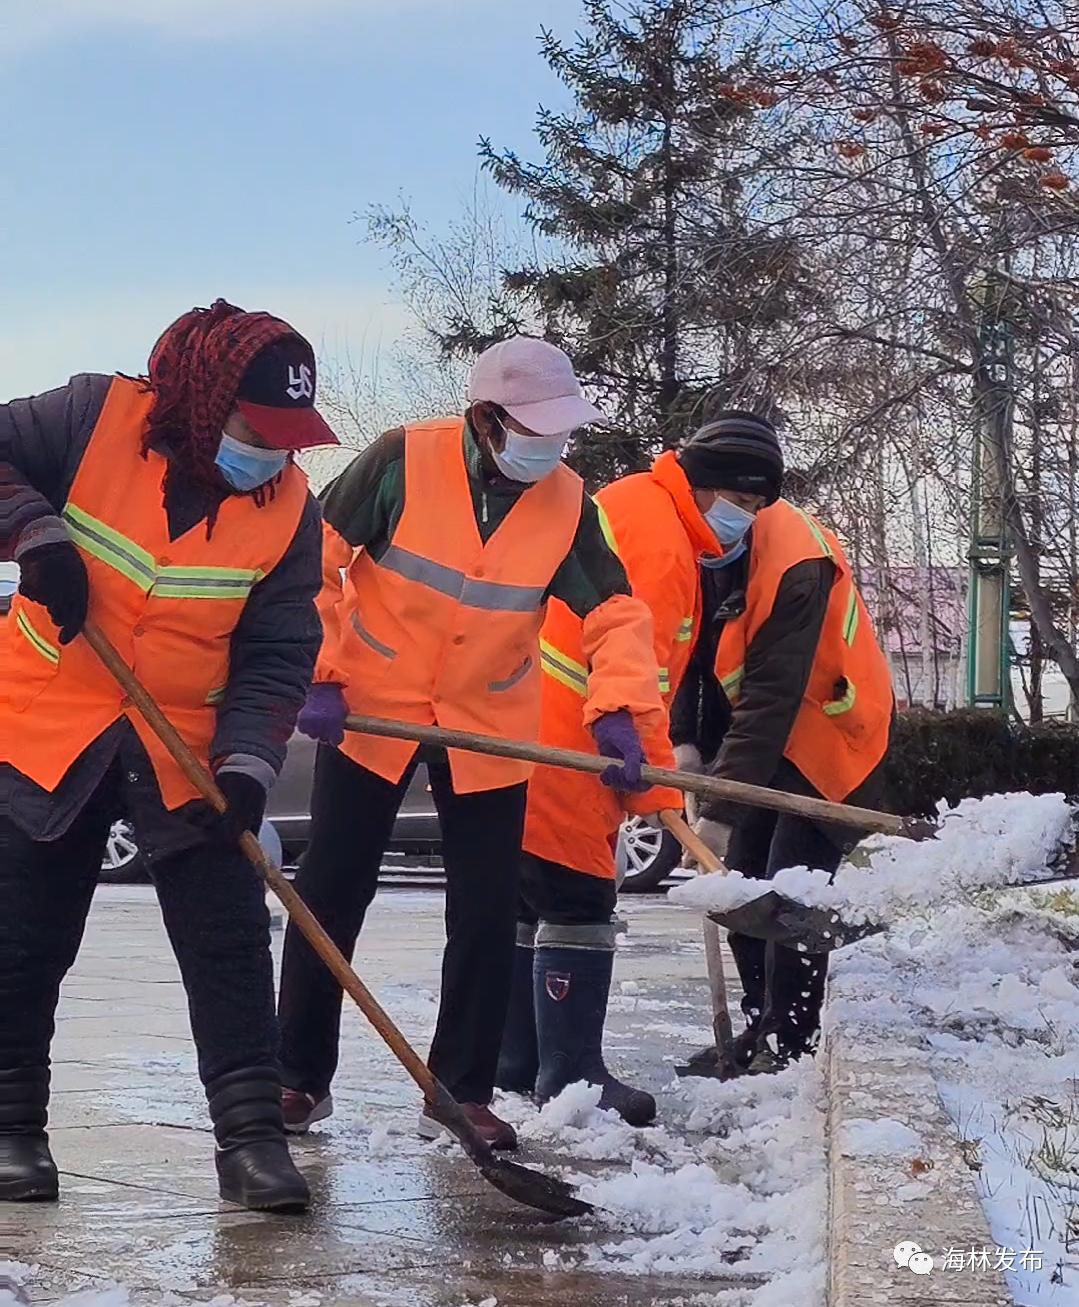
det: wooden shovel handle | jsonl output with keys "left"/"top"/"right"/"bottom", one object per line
{"left": 657, "top": 812, "right": 735, "bottom": 1050}
{"left": 82, "top": 622, "right": 446, "bottom": 1107}
{"left": 345, "top": 714, "right": 904, "bottom": 836}
{"left": 659, "top": 810, "right": 726, "bottom": 875}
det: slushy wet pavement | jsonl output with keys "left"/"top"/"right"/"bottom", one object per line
{"left": 3, "top": 885, "right": 788, "bottom": 1307}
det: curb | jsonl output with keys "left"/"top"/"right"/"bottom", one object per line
{"left": 826, "top": 1027, "right": 1012, "bottom": 1306}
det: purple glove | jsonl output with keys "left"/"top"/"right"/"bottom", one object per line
{"left": 592, "top": 709, "right": 649, "bottom": 793}
{"left": 297, "top": 683, "right": 348, "bottom": 747}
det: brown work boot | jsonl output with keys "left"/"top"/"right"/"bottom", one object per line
{"left": 281, "top": 1089, "right": 333, "bottom": 1135}
{"left": 417, "top": 1102, "right": 518, "bottom": 1151}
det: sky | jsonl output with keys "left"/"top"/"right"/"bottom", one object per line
{"left": 0, "top": 0, "right": 581, "bottom": 400}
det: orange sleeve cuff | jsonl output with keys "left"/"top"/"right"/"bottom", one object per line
{"left": 622, "top": 786, "right": 684, "bottom": 818}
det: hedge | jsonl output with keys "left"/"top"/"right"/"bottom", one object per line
{"left": 883, "top": 709, "right": 1079, "bottom": 817}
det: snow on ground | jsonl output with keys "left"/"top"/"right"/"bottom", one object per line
{"left": 671, "top": 791, "right": 1076, "bottom": 927}
{"left": 496, "top": 1062, "right": 829, "bottom": 1305}
{"left": 824, "top": 820, "right": 1079, "bottom": 1303}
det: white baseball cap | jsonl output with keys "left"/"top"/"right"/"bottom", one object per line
{"left": 467, "top": 336, "right": 604, "bottom": 436}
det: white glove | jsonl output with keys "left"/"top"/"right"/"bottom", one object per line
{"left": 673, "top": 743, "right": 704, "bottom": 774}
{"left": 689, "top": 816, "right": 733, "bottom": 870}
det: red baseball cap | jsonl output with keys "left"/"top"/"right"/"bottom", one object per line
{"left": 234, "top": 336, "right": 339, "bottom": 450}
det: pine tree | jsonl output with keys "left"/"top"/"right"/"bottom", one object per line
{"left": 479, "top": 0, "right": 811, "bottom": 483}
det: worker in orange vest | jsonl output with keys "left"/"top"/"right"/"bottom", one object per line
{"left": 0, "top": 301, "right": 337, "bottom": 1211}
{"left": 278, "top": 337, "right": 666, "bottom": 1151}
{"left": 669, "top": 415, "right": 894, "bottom": 1076}
{"left": 497, "top": 445, "right": 720, "bottom": 1123}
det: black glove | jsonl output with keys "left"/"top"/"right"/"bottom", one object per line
{"left": 18, "top": 540, "right": 89, "bottom": 645}
{"left": 188, "top": 770, "right": 267, "bottom": 847}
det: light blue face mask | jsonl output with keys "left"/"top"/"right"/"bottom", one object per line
{"left": 490, "top": 424, "right": 570, "bottom": 483}
{"left": 705, "top": 493, "right": 756, "bottom": 547}
{"left": 701, "top": 539, "right": 747, "bottom": 571}
{"left": 215, "top": 431, "right": 289, "bottom": 492}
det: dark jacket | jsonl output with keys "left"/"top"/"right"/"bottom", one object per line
{"left": 0, "top": 373, "right": 323, "bottom": 842}
{"left": 671, "top": 541, "right": 889, "bottom": 838}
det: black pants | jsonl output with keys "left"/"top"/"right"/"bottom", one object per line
{"left": 0, "top": 761, "right": 277, "bottom": 1090}
{"left": 518, "top": 853, "right": 616, "bottom": 927}
{"left": 278, "top": 744, "right": 527, "bottom": 1104}
{"left": 725, "top": 807, "right": 843, "bottom": 1055}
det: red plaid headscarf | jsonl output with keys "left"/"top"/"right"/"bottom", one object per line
{"left": 143, "top": 298, "right": 297, "bottom": 487}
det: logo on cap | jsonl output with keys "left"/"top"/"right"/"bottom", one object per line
{"left": 286, "top": 364, "right": 314, "bottom": 401}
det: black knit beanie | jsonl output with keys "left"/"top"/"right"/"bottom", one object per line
{"left": 676, "top": 410, "right": 784, "bottom": 505}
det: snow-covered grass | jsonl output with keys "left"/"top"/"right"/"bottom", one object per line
{"left": 496, "top": 1063, "right": 828, "bottom": 1305}
{"left": 818, "top": 793, "right": 1079, "bottom": 1305}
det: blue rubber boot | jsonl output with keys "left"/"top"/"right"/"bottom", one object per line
{"left": 533, "top": 942, "right": 656, "bottom": 1127}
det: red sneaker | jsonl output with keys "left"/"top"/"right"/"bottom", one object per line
{"left": 282, "top": 1089, "right": 332, "bottom": 1135}
{"left": 417, "top": 1102, "right": 518, "bottom": 1151}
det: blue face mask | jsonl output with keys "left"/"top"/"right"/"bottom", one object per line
{"left": 705, "top": 494, "right": 756, "bottom": 547}
{"left": 489, "top": 424, "right": 570, "bottom": 483}
{"left": 215, "top": 431, "right": 289, "bottom": 492}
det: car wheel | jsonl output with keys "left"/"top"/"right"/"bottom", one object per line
{"left": 99, "top": 819, "right": 147, "bottom": 884}
{"left": 616, "top": 817, "right": 681, "bottom": 892}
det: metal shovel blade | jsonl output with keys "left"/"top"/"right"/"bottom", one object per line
{"left": 707, "top": 892, "right": 885, "bottom": 953}
{"left": 675, "top": 1042, "right": 743, "bottom": 1080}
{"left": 429, "top": 1096, "right": 592, "bottom": 1220}
{"left": 479, "top": 1155, "right": 593, "bottom": 1221}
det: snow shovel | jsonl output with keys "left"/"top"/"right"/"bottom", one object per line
{"left": 344, "top": 715, "right": 911, "bottom": 955}
{"left": 82, "top": 623, "right": 590, "bottom": 1222}
{"left": 658, "top": 812, "right": 740, "bottom": 1080}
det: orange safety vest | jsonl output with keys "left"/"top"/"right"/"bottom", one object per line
{"left": 524, "top": 451, "right": 719, "bottom": 878}
{"left": 330, "top": 417, "right": 584, "bottom": 793}
{"left": 0, "top": 376, "right": 308, "bottom": 810}
{"left": 714, "top": 499, "right": 893, "bottom": 802}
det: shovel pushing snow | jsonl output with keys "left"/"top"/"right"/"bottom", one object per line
{"left": 84, "top": 624, "right": 591, "bottom": 1221}
{"left": 342, "top": 715, "right": 930, "bottom": 954}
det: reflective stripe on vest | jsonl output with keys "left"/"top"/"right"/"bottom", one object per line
{"left": 63, "top": 503, "right": 264, "bottom": 600}
{"left": 542, "top": 638, "right": 669, "bottom": 700}
{"left": 791, "top": 504, "right": 835, "bottom": 561}
{"left": 16, "top": 610, "right": 60, "bottom": 665}
{"left": 675, "top": 616, "right": 694, "bottom": 643}
{"left": 841, "top": 586, "right": 859, "bottom": 646}
{"left": 540, "top": 638, "right": 589, "bottom": 696}
{"left": 594, "top": 500, "right": 620, "bottom": 556}
{"left": 823, "top": 678, "right": 857, "bottom": 716}
{"left": 378, "top": 543, "right": 547, "bottom": 613}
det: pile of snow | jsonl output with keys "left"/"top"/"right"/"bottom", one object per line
{"left": 671, "top": 792, "right": 1075, "bottom": 927}
{"left": 497, "top": 1065, "right": 828, "bottom": 1299}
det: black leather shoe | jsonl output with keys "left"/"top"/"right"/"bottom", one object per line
{"left": 215, "top": 1139, "right": 310, "bottom": 1212}
{"left": 207, "top": 1067, "right": 309, "bottom": 1213}
{"left": 0, "top": 1136, "right": 59, "bottom": 1202}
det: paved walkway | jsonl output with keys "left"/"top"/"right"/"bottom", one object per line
{"left": 5, "top": 886, "right": 753, "bottom": 1307}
